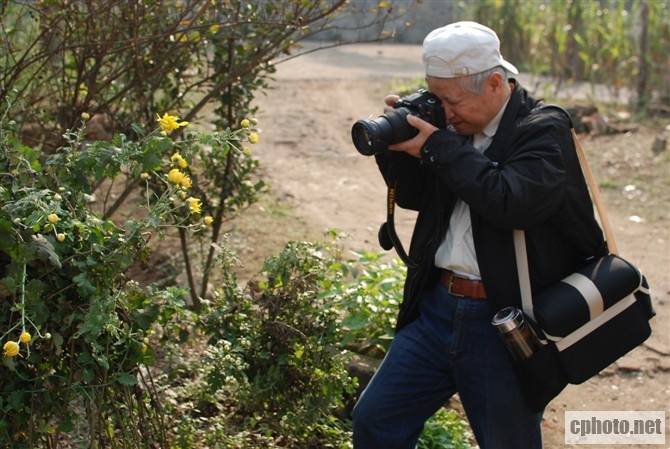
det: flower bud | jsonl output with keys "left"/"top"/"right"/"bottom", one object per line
{"left": 19, "top": 332, "right": 31, "bottom": 344}
{"left": 3, "top": 341, "right": 19, "bottom": 357}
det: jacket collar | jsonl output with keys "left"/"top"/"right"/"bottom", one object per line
{"left": 485, "top": 80, "right": 542, "bottom": 159}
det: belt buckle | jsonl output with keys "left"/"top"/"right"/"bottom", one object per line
{"left": 448, "top": 272, "right": 468, "bottom": 298}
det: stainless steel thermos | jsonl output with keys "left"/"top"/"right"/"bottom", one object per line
{"left": 491, "top": 306, "right": 544, "bottom": 361}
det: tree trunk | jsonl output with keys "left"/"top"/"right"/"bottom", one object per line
{"left": 636, "top": 1, "right": 649, "bottom": 111}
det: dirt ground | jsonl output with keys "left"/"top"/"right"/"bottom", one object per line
{"left": 228, "top": 42, "right": 670, "bottom": 448}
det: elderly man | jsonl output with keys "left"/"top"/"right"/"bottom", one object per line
{"left": 352, "top": 21, "right": 605, "bottom": 449}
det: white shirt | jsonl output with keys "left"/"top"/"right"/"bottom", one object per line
{"left": 434, "top": 101, "right": 508, "bottom": 279}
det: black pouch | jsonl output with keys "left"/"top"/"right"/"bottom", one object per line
{"left": 533, "top": 255, "right": 654, "bottom": 384}
{"left": 514, "top": 342, "right": 568, "bottom": 413}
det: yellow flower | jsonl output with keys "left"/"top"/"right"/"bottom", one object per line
{"left": 156, "top": 113, "right": 189, "bottom": 133}
{"left": 248, "top": 132, "right": 259, "bottom": 144}
{"left": 140, "top": 172, "right": 150, "bottom": 180}
{"left": 19, "top": 332, "right": 31, "bottom": 344}
{"left": 81, "top": 112, "right": 91, "bottom": 120}
{"left": 167, "top": 168, "right": 185, "bottom": 185}
{"left": 171, "top": 152, "right": 188, "bottom": 168}
{"left": 186, "top": 197, "right": 202, "bottom": 215}
{"left": 243, "top": 147, "right": 252, "bottom": 155}
{"left": 204, "top": 216, "right": 214, "bottom": 226}
{"left": 47, "top": 213, "right": 59, "bottom": 224}
{"left": 240, "top": 118, "right": 250, "bottom": 128}
{"left": 3, "top": 341, "right": 19, "bottom": 357}
{"left": 56, "top": 233, "right": 65, "bottom": 242}
{"left": 180, "top": 175, "right": 192, "bottom": 189}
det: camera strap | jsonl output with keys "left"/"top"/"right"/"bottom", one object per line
{"left": 380, "top": 185, "right": 417, "bottom": 268}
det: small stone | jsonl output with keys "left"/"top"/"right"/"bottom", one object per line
{"left": 657, "top": 359, "right": 670, "bottom": 372}
{"left": 651, "top": 132, "right": 667, "bottom": 154}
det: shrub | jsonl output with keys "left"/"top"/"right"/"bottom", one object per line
{"left": 188, "top": 240, "right": 357, "bottom": 448}
{"left": 333, "top": 250, "right": 404, "bottom": 357}
{"left": 0, "top": 106, "right": 257, "bottom": 447}
{"left": 417, "top": 408, "right": 475, "bottom": 449}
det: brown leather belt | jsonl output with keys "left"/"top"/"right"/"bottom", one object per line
{"left": 441, "top": 270, "right": 487, "bottom": 300}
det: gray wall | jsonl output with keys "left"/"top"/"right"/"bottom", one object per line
{"left": 311, "top": 1, "right": 459, "bottom": 44}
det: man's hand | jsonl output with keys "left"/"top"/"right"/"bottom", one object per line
{"left": 383, "top": 94, "right": 401, "bottom": 112}
{"left": 388, "top": 114, "right": 439, "bottom": 158}
{"left": 382, "top": 94, "right": 439, "bottom": 158}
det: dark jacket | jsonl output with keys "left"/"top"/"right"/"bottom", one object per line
{"left": 376, "top": 80, "right": 607, "bottom": 331}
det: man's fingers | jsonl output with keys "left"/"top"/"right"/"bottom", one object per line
{"left": 406, "top": 113, "right": 436, "bottom": 133}
{"left": 383, "top": 94, "right": 401, "bottom": 113}
{"left": 384, "top": 94, "right": 401, "bottom": 106}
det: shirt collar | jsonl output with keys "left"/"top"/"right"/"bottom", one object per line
{"left": 472, "top": 98, "right": 510, "bottom": 151}
{"left": 482, "top": 97, "right": 509, "bottom": 138}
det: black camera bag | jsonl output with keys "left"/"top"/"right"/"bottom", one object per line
{"left": 531, "top": 253, "right": 653, "bottom": 384}
{"left": 503, "top": 126, "right": 655, "bottom": 411}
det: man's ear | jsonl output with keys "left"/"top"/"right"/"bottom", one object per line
{"left": 487, "top": 71, "right": 505, "bottom": 94}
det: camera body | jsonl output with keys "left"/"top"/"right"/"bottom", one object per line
{"left": 351, "top": 89, "right": 445, "bottom": 156}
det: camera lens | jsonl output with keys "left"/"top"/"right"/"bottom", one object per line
{"left": 351, "top": 122, "right": 379, "bottom": 156}
{"left": 351, "top": 108, "right": 417, "bottom": 156}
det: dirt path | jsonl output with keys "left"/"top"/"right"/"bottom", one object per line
{"left": 244, "top": 42, "right": 669, "bottom": 448}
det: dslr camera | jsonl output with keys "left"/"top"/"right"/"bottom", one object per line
{"left": 351, "top": 89, "right": 445, "bottom": 156}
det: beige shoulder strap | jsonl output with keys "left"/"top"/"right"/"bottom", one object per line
{"left": 571, "top": 129, "right": 618, "bottom": 255}
{"left": 514, "top": 129, "right": 615, "bottom": 317}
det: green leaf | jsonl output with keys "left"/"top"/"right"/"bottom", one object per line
{"left": 59, "top": 415, "right": 74, "bottom": 433}
{"left": 73, "top": 272, "right": 96, "bottom": 296}
{"left": 7, "top": 390, "right": 24, "bottom": 410}
{"left": 52, "top": 332, "right": 64, "bottom": 356}
{"left": 342, "top": 314, "right": 369, "bottom": 331}
{"left": 117, "top": 372, "right": 138, "bottom": 386}
{"left": 28, "top": 234, "right": 61, "bottom": 268}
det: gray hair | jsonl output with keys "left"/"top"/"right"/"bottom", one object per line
{"left": 459, "top": 66, "right": 509, "bottom": 94}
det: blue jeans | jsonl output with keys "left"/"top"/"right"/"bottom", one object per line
{"left": 352, "top": 282, "right": 543, "bottom": 449}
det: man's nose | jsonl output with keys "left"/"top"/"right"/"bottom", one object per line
{"left": 443, "top": 105, "right": 456, "bottom": 121}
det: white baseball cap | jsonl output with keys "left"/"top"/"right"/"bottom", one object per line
{"left": 423, "top": 21, "right": 518, "bottom": 78}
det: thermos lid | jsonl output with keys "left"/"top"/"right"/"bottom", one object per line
{"left": 491, "top": 306, "right": 523, "bottom": 333}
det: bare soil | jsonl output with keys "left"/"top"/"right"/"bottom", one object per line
{"left": 228, "top": 43, "right": 669, "bottom": 448}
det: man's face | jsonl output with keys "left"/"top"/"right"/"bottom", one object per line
{"left": 426, "top": 74, "right": 501, "bottom": 137}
